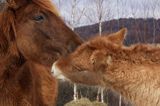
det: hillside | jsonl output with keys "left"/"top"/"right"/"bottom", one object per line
{"left": 75, "top": 18, "right": 160, "bottom": 45}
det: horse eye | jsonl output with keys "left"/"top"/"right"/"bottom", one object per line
{"left": 33, "top": 15, "right": 44, "bottom": 22}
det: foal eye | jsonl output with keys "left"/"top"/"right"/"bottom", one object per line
{"left": 91, "top": 58, "right": 95, "bottom": 65}
{"left": 33, "top": 15, "right": 44, "bottom": 22}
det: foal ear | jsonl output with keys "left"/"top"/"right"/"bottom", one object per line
{"left": 6, "top": 0, "right": 28, "bottom": 10}
{"left": 107, "top": 28, "right": 127, "bottom": 45}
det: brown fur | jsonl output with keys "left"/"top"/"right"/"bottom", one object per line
{"left": 0, "top": 0, "right": 82, "bottom": 105}
{"left": 53, "top": 28, "right": 160, "bottom": 106}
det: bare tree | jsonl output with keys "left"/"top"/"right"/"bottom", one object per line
{"left": 130, "top": 0, "right": 138, "bottom": 18}
{"left": 156, "top": 0, "right": 160, "bottom": 40}
{"left": 157, "top": 1, "right": 160, "bottom": 18}
{"left": 71, "top": 0, "right": 79, "bottom": 100}
{"left": 95, "top": 0, "right": 112, "bottom": 35}
{"left": 70, "top": 0, "right": 86, "bottom": 100}
{"left": 84, "top": 0, "right": 112, "bottom": 35}
{"left": 56, "top": 0, "right": 62, "bottom": 11}
{"left": 150, "top": 0, "right": 158, "bottom": 43}
{"left": 54, "top": 0, "right": 86, "bottom": 100}
{"left": 116, "top": 0, "right": 120, "bottom": 29}
{"left": 69, "top": 0, "right": 86, "bottom": 29}
{"left": 141, "top": 0, "right": 150, "bottom": 43}
{"left": 84, "top": 0, "right": 112, "bottom": 103}
{"left": 129, "top": 0, "right": 141, "bottom": 43}
{"left": 95, "top": 0, "right": 104, "bottom": 35}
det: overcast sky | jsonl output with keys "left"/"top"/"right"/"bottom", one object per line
{"left": 53, "top": 0, "right": 160, "bottom": 26}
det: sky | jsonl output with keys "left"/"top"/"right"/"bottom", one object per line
{"left": 52, "top": 0, "right": 160, "bottom": 26}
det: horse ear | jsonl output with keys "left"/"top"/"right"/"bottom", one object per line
{"left": 6, "top": 0, "right": 28, "bottom": 10}
{"left": 107, "top": 28, "right": 127, "bottom": 45}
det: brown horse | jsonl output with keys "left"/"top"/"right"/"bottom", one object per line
{"left": 0, "top": 0, "right": 82, "bottom": 105}
{"left": 53, "top": 28, "right": 160, "bottom": 106}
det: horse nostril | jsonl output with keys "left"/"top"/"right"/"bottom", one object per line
{"left": 67, "top": 35, "right": 83, "bottom": 53}
{"left": 67, "top": 41, "right": 79, "bottom": 53}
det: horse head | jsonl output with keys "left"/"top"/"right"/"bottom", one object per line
{"left": 0, "top": 0, "right": 83, "bottom": 67}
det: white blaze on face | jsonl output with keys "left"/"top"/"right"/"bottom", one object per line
{"left": 51, "top": 62, "right": 69, "bottom": 81}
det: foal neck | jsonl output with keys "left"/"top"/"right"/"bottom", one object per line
{"left": 104, "top": 44, "right": 160, "bottom": 106}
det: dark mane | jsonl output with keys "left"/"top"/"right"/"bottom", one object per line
{"left": 0, "top": 9, "right": 16, "bottom": 55}
{"left": 33, "top": 0, "right": 60, "bottom": 17}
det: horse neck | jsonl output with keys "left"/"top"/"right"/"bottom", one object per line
{"left": 104, "top": 44, "right": 160, "bottom": 106}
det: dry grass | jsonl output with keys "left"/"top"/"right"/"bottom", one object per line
{"left": 64, "top": 98, "right": 108, "bottom": 106}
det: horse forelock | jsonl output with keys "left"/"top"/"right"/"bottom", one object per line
{"left": 33, "top": 0, "right": 60, "bottom": 17}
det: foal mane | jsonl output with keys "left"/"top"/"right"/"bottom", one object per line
{"left": 87, "top": 36, "right": 160, "bottom": 65}
{"left": 110, "top": 43, "right": 160, "bottom": 65}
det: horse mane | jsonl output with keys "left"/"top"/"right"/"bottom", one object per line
{"left": 0, "top": 9, "right": 16, "bottom": 56}
{"left": 33, "top": 0, "right": 60, "bottom": 17}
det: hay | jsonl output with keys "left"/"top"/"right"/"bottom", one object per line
{"left": 92, "top": 101, "right": 108, "bottom": 106}
{"left": 64, "top": 98, "right": 108, "bottom": 106}
{"left": 64, "top": 98, "right": 92, "bottom": 106}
